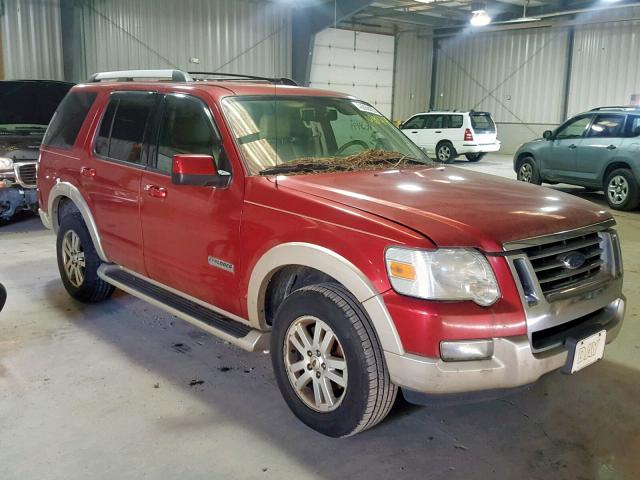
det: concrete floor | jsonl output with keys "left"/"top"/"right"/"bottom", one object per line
{"left": 1, "top": 154, "right": 638, "bottom": 480}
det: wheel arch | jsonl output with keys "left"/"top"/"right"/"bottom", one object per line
{"left": 248, "top": 242, "right": 404, "bottom": 355}
{"left": 47, "top": 182, "right": 109, "bottom": 262}
{"left": 515, "top": 151, "right": 535, "bottom": 169}
{"left": 602, "top": 161, "right": 633, "bottom": 184}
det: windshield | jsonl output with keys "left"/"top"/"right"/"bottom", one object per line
{"left": 222, "top": 96, "right": 433, "bottom": 175}
{"left": 0, "top": 81, "right": 72, "bottom": 132}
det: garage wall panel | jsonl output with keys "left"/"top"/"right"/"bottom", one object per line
{"left": 392, "top": 30, "right": 433, "bottom": 122}
{"left": 0, "top": 0, "right": 64, "bottom": 80}
{"left": 310, "top": 28, "right": 395, "bottom": 117}
{"left": 81, "top": 0, "right": 292, "bottom": 80}
{"left": 568, "top": 17, "right": 640, "bottom": 116}
{"left": 434, "top": 27, "right": 568, "bottom": 124}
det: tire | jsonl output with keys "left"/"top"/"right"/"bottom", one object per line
{"left": 465, "top": 152, "right": 486, "bottom": 162}
{"left": 56, "top": 213, "right": 115, "bottom": 302}
{"left": 605, "top": 168, "right": 640, "bottom": 211}
{"left": 271, "top": 283, "right": 397, "bottom": 437}
{"left": 435, "top": 141, "right": 456, "bottom": 164}
{"left": 516, "top": 156, "right": 542, "bottom": 185}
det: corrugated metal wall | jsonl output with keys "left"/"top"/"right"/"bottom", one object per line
{"left": 392, "top": 30, "right": 432, "bottom": 122}
{"left": 0, "top": 0, "right": 64, "bottom": 80}
{"left": 80, "top": 0, "right": 292, "bottom": 80}
{"left": 433, "top": 27, "right": 569, "bottom": 124}
{"left": 568, "top": 16, "right": 640, "bottom": 116}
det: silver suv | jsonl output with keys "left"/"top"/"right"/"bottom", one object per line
{"left": 514, "top": 106, "right": 640, "bottom": 211}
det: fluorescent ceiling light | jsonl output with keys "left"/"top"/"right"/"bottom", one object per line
{"left": 470, "top": 9, "right": 491, "bottom": 26}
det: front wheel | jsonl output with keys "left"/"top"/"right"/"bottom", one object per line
{"left": 517, "top": 157, "right": 542, "bottom": 185}
{"left": 605, "top": 169, "right": 640, "bottom": 211}
{"left": 271, "top": 283, "right": 397, "bottom": 437}
{"left": 465, "top": 152, "right": 486, "bottom": 162}
{"left": 56, "top": 213, "right": 115, "bottom": 302}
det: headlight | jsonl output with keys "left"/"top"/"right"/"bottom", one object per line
{"left": 385, "top": 247, "right": 500, "bottom": 306}
{"left": 0, "top": 157, "right": 13, "bottom": 172}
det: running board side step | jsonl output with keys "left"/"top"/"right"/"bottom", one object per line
{"left": 98, "top": 265, "right": 269, "bottom": 352}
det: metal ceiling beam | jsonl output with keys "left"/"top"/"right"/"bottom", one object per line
{"left": 358, "top": 5, "right": 458, "bottom": 25}
{"left": 291, "top": 0, "right": 375, "bottom": 85}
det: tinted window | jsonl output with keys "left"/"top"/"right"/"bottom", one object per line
{"left": 470, "top": 113, "right": 495, "bottom": 133}
{"left": 587, "top": 114, "right": 625, "bottom": 138}
{"left": 448, "top": 115, "right": 463, "bottom": 129}
{"left": 43, "top": 91, "right": 97, "bottom": 148}
{"left": 402, "top": 116, "right": 425, "bottom": 129}
{"left": 95, "top": 92, "right": 156, "bottom": 164}
{"left": 424, "top": 115, "right": 444, "bottom": 129}
{"left": 625, "top": 115, "right": 640, "bottom": 137}
{"left": 555, "top": 116, "right": 591, "bottom": 140}
{"left": 155, "top": 95, "right": 222, "bottom": 173}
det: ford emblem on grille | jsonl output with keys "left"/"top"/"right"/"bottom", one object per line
{"left": 558, "top": 252, "right": 587, "bottom": 270}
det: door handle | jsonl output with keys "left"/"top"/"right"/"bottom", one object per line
{"left": 435, "top": 130, "right": 442, "bottom": 133}
{"left": 606, "top": 144, "right": 617, "bottom": 150}
{"left": 80, "top": 166, "right": 96, "bottom": 177}
{"left": 144, "top": 184, "right": 168, "bottom": 199}
{"left": 411, "top": 131, "right": 419, "bottom": 134}
{"left": 568, "top": 144, "right": 577, "bottom": 149}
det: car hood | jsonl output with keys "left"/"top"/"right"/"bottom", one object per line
{"left": 0, "top": 135, "right": 41, "bottom": 161}
{"left": 276, "top": 166, "right": 612, "bottom": 252}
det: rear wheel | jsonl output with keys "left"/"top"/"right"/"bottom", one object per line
{"left": 271, "top": 283, "right": 397, "bottom": 437}
{"left": 517, "top": 157, "right": 542, "bottom": 185}
{"left": 605, "top": 169, "right": 640, "bottom": 211}
{"left": 435, "top": 141, "right": 456, "bottom": 164}
{"left": 57, "top": 213, "right": 115, "bottom": 302}
{"left": 465, "top": 152, "right": 485, "bottom": 162}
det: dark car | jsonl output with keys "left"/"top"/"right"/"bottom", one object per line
{"left": 514, "top": 106, "right": 640, "bottom": 211}
{"left": 0, "top": 80, "right": 73, "bottom": 222}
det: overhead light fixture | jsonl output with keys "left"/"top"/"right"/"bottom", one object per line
{"left": 470, "top": 9, "right": 491, "bottom": 26}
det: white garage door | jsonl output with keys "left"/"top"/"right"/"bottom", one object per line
{"left": 310, "top": 28, "right": 395, "bottom": 118}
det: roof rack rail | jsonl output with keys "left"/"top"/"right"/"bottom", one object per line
{"left": 188, "top": 71, "right": 298, "bottom": 86}
{"left": 88, "top": 69, "right": 193, "bottom": 83}
{"left": 590, "top": 105, "right": 640, "bottom": 111}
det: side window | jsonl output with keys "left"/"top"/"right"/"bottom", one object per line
{"left": 155, "top": 94, "right": 222, "bottom": 174}
{"left": 95, "top": 92, "right": 156, "bottom": 164}
{"left": 43, "top": 91, "right": 97, "bottom": 148}
{"left": 424, "top": 115, "right": 444, "bottom": 129}
{"left": 555, "top": 116, "right": 592, "bottom": 140}
{"left": 587, "top": 114, "right": 625, "bottom": 138}
{"left": 448, "top": 115, "right": 463, "bottom": 129}
{"left": 625, "top": 115, "right": 640, "bottom": 137}
{"left": 402, "top": 116, "right": 425, "bottom": 129}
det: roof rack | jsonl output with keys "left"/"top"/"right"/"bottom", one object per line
{"left": 590, "top": 105, "right": 640, "bottom": 111}
{"left": 188, "top": 71, "right": 298, "bottom": 86}
{"left": 89, "top": 69, "right": 193, "bottom": 83}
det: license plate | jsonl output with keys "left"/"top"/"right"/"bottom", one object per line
{"left": 569, "top": 330, "right": 607, "bottom": 373}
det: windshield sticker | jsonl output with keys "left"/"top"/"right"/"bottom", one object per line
{"left": 352, "top": 101, "right": 381, "bottom": 116}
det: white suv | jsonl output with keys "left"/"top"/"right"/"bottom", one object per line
{"left": 400, "top": 111, "right": 500, "bottom": 163}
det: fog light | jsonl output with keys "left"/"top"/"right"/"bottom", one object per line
{"left": 440, "top": 339, "right": 494, "bottom": 362}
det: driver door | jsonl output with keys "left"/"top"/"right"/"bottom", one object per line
{"left": 541, "top": 115, "right": 593, "bottom": 182}
{"left": 139, "top": 92, "right": 243, "bottom": 315}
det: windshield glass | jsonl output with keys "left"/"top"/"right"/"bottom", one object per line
{"left": 222, "top": 96, "right": 433, "bottom": 175}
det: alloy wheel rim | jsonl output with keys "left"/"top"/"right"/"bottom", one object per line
{"left": 62, "top": 230, "right": 86, "bottom": 288}
{"left": 608, "top": 175, "right": 629, "bottom": 205}
{"left": 283, "top": 315, "right": 348, "bottom": 413}
{"left": 519, "top": 163, "right": 533, "bottom": 182}
{"left": 438, "top": 146, "right": 450, "bottom": 161}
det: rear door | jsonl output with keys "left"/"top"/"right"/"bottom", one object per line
{"left": 83, "top": 91, "right": 158, "bottom": 273}
{"left": 469, "top": 112, "right": 497, "bottom": 145}
{"left": 575, "top": 113, "right": 625, "bottom": 184}
{"left": 139, "top": 92, "right": 243, "bottom": 315}
{"left": 444, "top": 114, "right": 464, "bottom": 150}
{"left": 421, "top": 114, "right": 445, "bottom": 154}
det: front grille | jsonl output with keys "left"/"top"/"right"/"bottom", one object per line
{"left": 15, "top": 163, "right": 37, "bottom": 187}
{"left": 521, "top": 231, "right": 604, "bottom": 297}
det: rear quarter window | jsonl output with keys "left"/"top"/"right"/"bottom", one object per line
{"left": 470, "top": 114, "right": 495, "bottom": 133}
{"left": 42, "top": 91, "right": 97, "bottom": 148}
{"left": 624, "top": 115, "right": 640, "bottom": 137}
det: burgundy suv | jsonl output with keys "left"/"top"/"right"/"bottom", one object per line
{"left": 38, "top": 70, "right": 625, "bottom": 437}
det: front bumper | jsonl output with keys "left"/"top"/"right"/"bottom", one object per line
{"left": 385, "top": 296, "right": 625, "bottom": 394}
{"left": 458, "top": 142, "right": 501, "bottom": 154}
{"left": 0, "top": 186, "right": 37, "bottom": 220}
